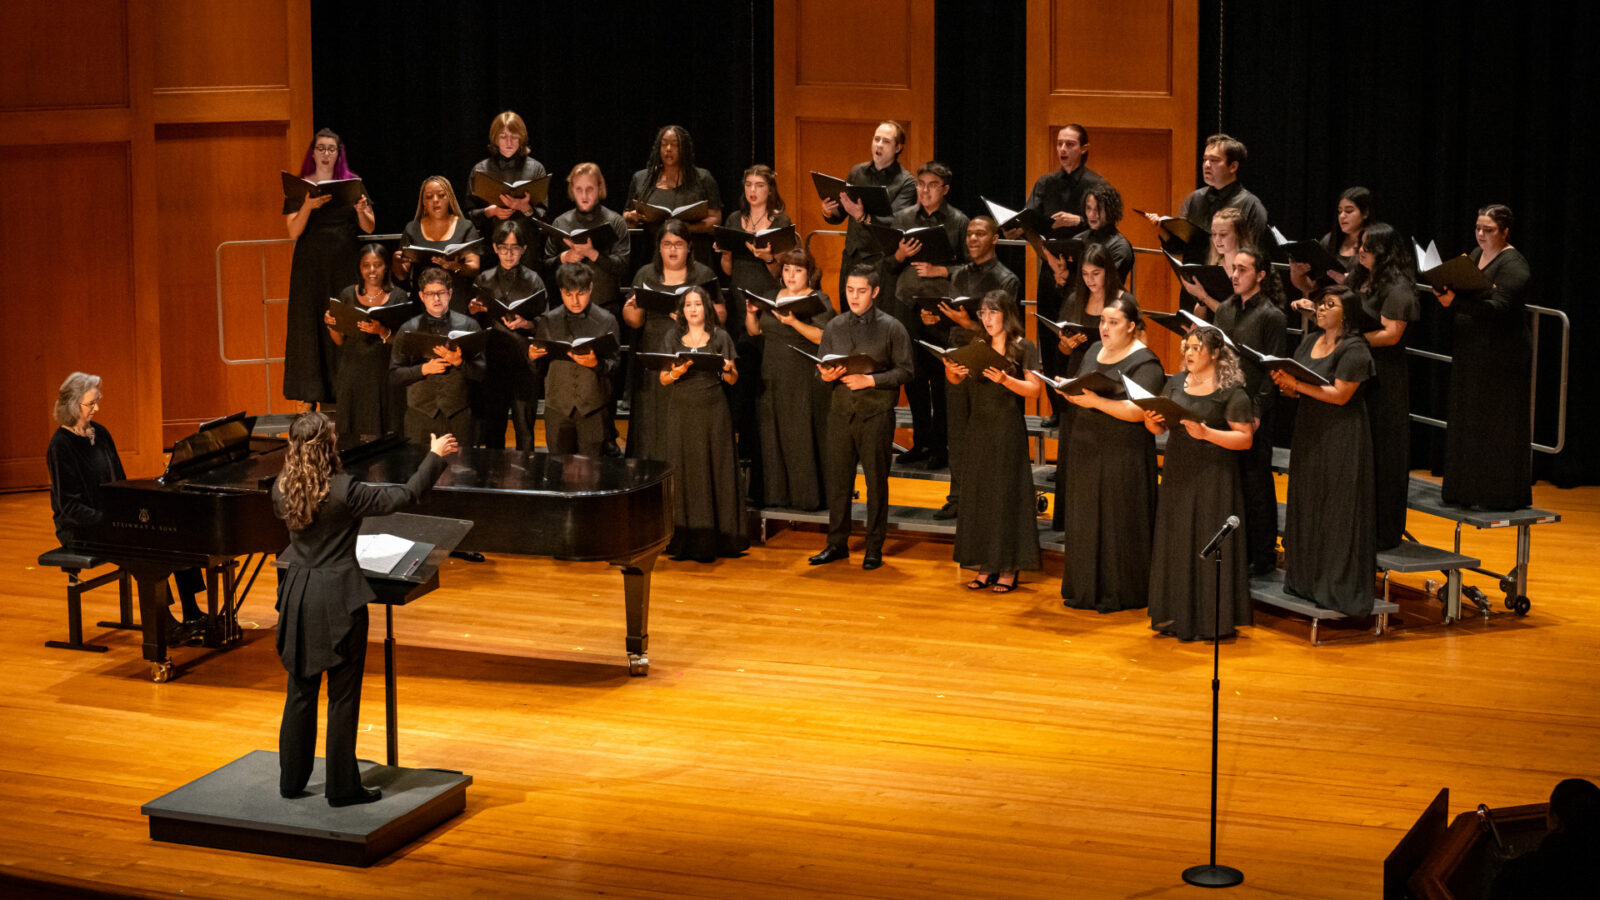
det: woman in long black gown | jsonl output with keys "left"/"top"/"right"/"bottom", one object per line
{"left": 657, "top": 286, "right": 743, "bottom": 561}
{"left": 1351, "top": 223, "right": 1421, "bottom": 548}
{"left": 623, "top": 125, "right": 723, "bottom": 267}
{"left": 717, "top": 164, "right": 791, "bottom": 504}
{"left": 1145, "top": 329, "right": 1254, "bottom": 641}
{"left": 1434, "top": 204, "right": 1533, "bottom": 510}
{"left": 392, "top": 176, "right": 480, "bottom": 308}
{"left": 1059, "top": 295, "right": 1166, "bottom": 612}
{"left": 745, "top": 247, "right": 834, "bottom": 510}
{"left": 1271, "top": 286, "right": 1376, "bottom": 617}
{"left": 627, "top": 219, "right": 723, "bottom": 460}
{"left": 322, "top": 243, "right": 405, "bottom": 445}
{"left": 944, "top": 290, "right": 1043, "bottom": 592}
{"left": 1051, "top": 244, "right": 1131, "bottom": 530}
{"left": 284, "top": 129, "right": 374, "bottom": 409}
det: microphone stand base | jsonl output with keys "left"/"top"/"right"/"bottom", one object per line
{"left": 1182, "top": 864, "right": 1244, "bottom": 888}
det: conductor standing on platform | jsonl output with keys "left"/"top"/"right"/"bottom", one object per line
{"left": 271, "top": 412, "right": 457, "bottom": 806}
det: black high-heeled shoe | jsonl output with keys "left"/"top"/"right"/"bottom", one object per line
{"left": 991, "top": 573, "right": 1021, "bottom": 593}
{"left": 966, "top": 573, "right": 997, "bottom": 590}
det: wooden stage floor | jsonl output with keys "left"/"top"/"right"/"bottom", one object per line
{"left": 0, "top": 477, "right": 1595, "bottom": 898}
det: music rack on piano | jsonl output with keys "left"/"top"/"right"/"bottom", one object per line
{"left": 74, "top": 413, "right": 674, "bottom": 680}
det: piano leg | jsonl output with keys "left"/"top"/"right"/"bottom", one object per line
{"left": 124, "top": 563, "right": 177, "bottom": 682}
{"left": 613, "top": 542, "right": 666, "bottom": 676}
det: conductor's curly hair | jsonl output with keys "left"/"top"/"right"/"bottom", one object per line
{"left": 278, "top": 411, "right": 340, "bottom": 532}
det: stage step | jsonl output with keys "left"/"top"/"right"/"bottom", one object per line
{"left": 1248, "top": 569, "right": 1398, "bottom": 646}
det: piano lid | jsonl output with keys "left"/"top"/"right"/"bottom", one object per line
{"left": 159, "top": 412, "right": 259, "bottom": 484}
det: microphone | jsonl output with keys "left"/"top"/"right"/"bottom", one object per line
{"left": 1199, "top": 515, "right": 1241, "bottom": 559}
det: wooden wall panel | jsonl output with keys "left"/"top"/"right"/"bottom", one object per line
{"left": 0, "top": 1, "right": 129, "bottom": 110}
{"left": 774, "top": 0, "right": 934, "bottom": 301}
{"left": 152, "top": 0, "right": 290, "bottom": 90}
{"left": 1027, "top": 0, "right": 1197, "bottom": 368}
{"left": 155, "top": 122, "right": 296, "bottom": 435}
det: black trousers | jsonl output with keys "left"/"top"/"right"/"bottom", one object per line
{"left": 824, "top": 406, "right": 895, "bottom": 554}
{"left": 1238, "top": 426, "right": 1279, "bottom": 570}
{"left": 904, "top": 352, "right": 946, "bottom": 455}
{"left": 279, "top": 607, "right": 369, "bottom": 799}
{"left": 546, "top": 406, "right": 607, "bottom": 457}
{"left": 472, "top": 372, "right": 542, "bottom": 450}
{"left": 404, "top": 407, "right": 472, "bottom": 447}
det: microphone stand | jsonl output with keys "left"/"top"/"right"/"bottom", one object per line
{"left": 1182, "top": 520, "right": 1244, "bottom": 888}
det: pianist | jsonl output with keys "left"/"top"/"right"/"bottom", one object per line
{"left": 272, "top": 411, "right": 457, "bottom": 807}
{"left": 46, "top": 372, "right": 205, "bottom": 625}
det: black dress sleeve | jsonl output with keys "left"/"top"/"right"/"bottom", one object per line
{"left": 1331, "top": 338, "right": 1375, "bottom": 384}
{"left": 1222, "top": 385, "right": 1254, "bottom": 425}
{"left": 343, "top": 453, "right": 447, "bottom": 519}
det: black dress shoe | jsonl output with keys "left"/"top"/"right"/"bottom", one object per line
{"left": 279, "top": 788, "right": 310, "bottom": 799}
{"left": 862, "top": 553, "right": 884, "bottom": 570}
{"left": 809, "top": 546, "right": 849, "bottom": 565}
{"left": 896, "top": 446, "right": 930, "bottom": 465}
{"left": 932, "top": 502, "right": 958, "bottom": 520}
{"left": 924, "top": 454, "right": 947, "bottom": 471}
{"left": 327, "top": 787, "right": 382, "bottom": 808}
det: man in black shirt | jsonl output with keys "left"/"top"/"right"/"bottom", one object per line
{"left": 820, "top": 121, "right": 918, "bottom": 301}
{"left": 888, "top": 161, "right": 969, "bottom": 469}
{"left": 930, "top": 216, "right": 1020, "bottom": 519}
{"left": 1158, "top": 133, "right": 1270, "bottom": 263}
{"left": 390, "top": 268, "right": 486, "bottom": 446}
{"left": 809, "top": 264, "right": 913, "bottom": 570}
{"left": 529, "top": 263, "right": 621, "bottom": 457}
{"left": 1019, "top": 124, "right": 1108, "bottom": 419}
{"left": 1213, "top": 248, "right": 1286, "bottom": 575}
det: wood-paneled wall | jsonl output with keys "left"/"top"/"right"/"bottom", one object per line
{"left": 1026, "top": 0, "right": 1198, "bottom": 367}
{"left": 0, "top": 0, "right": 311, "bottom": 490}
{"left": 772, "top": 0, "right": 936, "bottom": 298}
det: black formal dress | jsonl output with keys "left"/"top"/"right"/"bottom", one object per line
{"left": 820, "top": 160, "right": 917, "bottom": 299}
{"left": 389, "top": 309, "right": 486, "bottom": 444}
{"left": 1361, "top": 279, "right": 1421, "bottom": 548}
{"left": 946, "top": 259, "right": 1022, "bottom": 513}
{"left": 464, "top": 153, "right": 548, "bottom": 276}
{"left": 1146, "top": 375, "right": 1253, "bottom": 641}
{"left": 1049, "top": 290, "right": 1124, "bottom": 531}
{"left": 48, "top": 423, "right": 205, "bottom": 617}
{"left": 953, "top": 339, "right": 1042, "bottom": 574}
{"left": 283, "top": 199, "right": 360, "bottom": 403}
{"left": 629, "top": 264, "right": 722, "bottom": 461}
{"left": 1215, "top": 291, "right": 1288, "bottom": 572}
{"left": 399, "top": 217, "right": 481, "bottom": 313}
{"left": 721, "top": 209, "right": 793, "bottom": 504}
{"left": 332, "top": 285, "right": 406, "bottom": 446}
{"left": 271, "top": 452, "right": 446, "bottom": 801}
{"left": 1442, "top": 247, "right": 1533, "bottom": 510}
{"left": 756, "top": 294, "right": 836, "bottom": 510}
{"left": 627, "top": 166, "right": 722, "bottom": 267}
{"left": 470, "top": 265, "right": 547, "bottom": 450}
{"left": 537, "top": 302, "right": 621, "bottom": 457}
{"left": 1060, "top": 344, "right": 1166, "bottom": 612}
{"left": 1282, "top": 333, "right": 1376, "bottom": 616}
{"left": 818, "top": 305, "right": 913, "bottom": 555}
{"left": 658, "top": 329, "right": 744, "bottom": 560}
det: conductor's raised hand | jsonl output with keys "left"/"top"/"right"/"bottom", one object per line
{"left": 428, "top": 432, "right": 459, "bottom": 458}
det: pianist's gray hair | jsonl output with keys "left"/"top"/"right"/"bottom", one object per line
{"left": 54, "top": 372, "right": 101, "bottom": 428}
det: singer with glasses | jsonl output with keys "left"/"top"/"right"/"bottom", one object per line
{"left": 1143, "top": 330, "right": 1255, "bottom": 641}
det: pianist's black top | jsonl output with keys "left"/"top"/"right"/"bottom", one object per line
{"left": 271, "top": 451, "right": 447, "bottom": 678}
{"left": 46, "top": 422, "right": 124, "bottom": 545}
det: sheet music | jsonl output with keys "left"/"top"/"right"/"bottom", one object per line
{"left": 356, "top": 533, "right": 414, "bottom": 576}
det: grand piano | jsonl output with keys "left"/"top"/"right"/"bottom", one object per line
{"left": 73, "top": 414, "right": 674, "bottom": 681}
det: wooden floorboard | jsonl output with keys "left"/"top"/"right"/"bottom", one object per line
{"left": 0, "top": 474, "right": 1595, "bottom": 899}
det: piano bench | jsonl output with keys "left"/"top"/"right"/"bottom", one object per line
{"left": 38, "top": 547, "right": 135, "bottom": 653}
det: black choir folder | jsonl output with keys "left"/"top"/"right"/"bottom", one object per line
{"left": 1034, "top": 314, "right": 1096, "bottom": 339}
{"left": 713, "top": 224, "right": 799, "bottom": 257}
{"left": 741, "top": 289, "right": 830, "bottom": 320}
{"left": 398, "top": 241, "right": 482, "bottom": 267}
{"left": 1415, "top": 241, "right": 1493, "bottom": 293}
{"left": 1161, "top": 251, "right": 1234, "bottom": 302}
{"left": 982, "top": 197, "right": 1084, "bottom": 260}
{"left": 867, "top": 223, "right": 955, "bottom": 265}
{"left": 1239, "top": 345, "right": 1332, "bottom": 387}
{"left": 1270, "top": 226, "right": 1347, "bottom": 275}
{"left": 327, "top": 297, "right": 418, "bottom": 335}
{"left": 281, "top": 171, "right": 367, "bottom": 208}
{"left": 810, "top": 172, "right": 893, "bottom": 218}
{"left": 915, "top": 295, "right": 982, "bottom": 313}
{"left": 630, "top": 284, "right": 714, "bottom": 317}
{"left": 395, "top": 329, "right": 488, "bottom": 359}
{"left": 1032, "top": 368, "right": 1122, "bottom": 397}
{"left": 1122, "top": 373, "right": 1202, "bottom": 424}
{"left": 916, "top": 339, "right": 1012, "bottom": 373}
{"left": 630, "top": 199, "right": 709, "bottom": 224}
{"left": 635, "top": 351, "right": 729, "bottom": 374}
{"left": 470, "top": 171, "right": 551, "bottom": 208}
{"left": 529, "top": 333, "right": 620, "bottom": 361}
{"left": 1144, "top": 309, "right": 1237, "bottom": 349}
{"left": 790, "top": 346, "right": 882, "bottom": 375}
{"left": 532, "top": 218, "right": 620, "bottom": 253}
{"left": 475, "top": 290, "right": 546, "bottom": 323}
